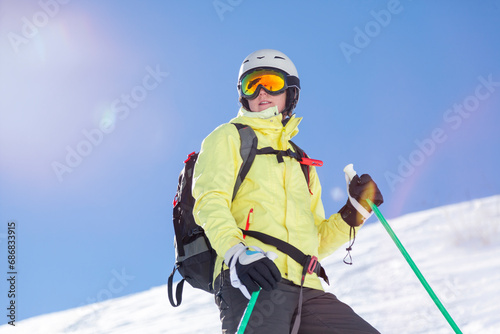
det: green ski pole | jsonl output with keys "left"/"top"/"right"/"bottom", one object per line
{"left": 236, "top": 289, "right": 261, "bottom": 334}
{"left": 343, "top": 164, "right": 462, "bottom": 334}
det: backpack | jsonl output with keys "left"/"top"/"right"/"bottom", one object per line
{"left": 168, "top": 123, "right": 325, "bottom": 307}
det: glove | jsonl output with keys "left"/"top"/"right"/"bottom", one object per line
{"left": 339, "top": 174, "right": 384, "bottom": 227}
{"left": 224, "top": 243, "right": 281, "bottom": 299}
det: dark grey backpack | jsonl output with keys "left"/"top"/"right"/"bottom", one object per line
{"left": 168, "top": 123, "right": 258, "bottom": 307}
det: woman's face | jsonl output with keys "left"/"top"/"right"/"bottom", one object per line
{"left": 247, "top": 88, "right": 287, "bottom": 113}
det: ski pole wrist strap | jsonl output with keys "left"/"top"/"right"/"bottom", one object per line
{"left": 226, "top": 244, "right": 253, "bottom": 299}
{"left": 344, "top": 173, "right": 372, "bottom": 221}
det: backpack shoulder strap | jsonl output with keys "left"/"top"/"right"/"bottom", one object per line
{"left": 288, "top": 140, "right": 323, "bottom": 194}
{"left": 231, "top": 123, "right": 258, "bottom": 201}
{"left": 289, "top": 140, "right": 311, "bottom": 191}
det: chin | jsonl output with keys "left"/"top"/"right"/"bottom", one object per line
{"left": 258, "top": 105, "right": 275, "bottom": 111}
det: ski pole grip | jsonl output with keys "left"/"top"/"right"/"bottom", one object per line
{"left": 343, "top": 164, "right": 372, "bottom": 220}
{"left": 343, "top": 163, "right": 357, "bottom": 181}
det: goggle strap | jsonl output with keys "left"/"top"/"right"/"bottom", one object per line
{"left": 286, "top": 76, "right": 300, "bottom": 89}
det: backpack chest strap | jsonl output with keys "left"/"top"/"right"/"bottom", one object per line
{"left": 257, "top": 144, "right": 323, "bottom": 167}
{"left": 256, "top": 146, "right": 301, "bottom": 163}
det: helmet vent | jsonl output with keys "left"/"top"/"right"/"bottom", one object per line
{"left": 243, "top": 60, "right": 249, "bottom": 64}
{"left": 257, "top": 56, "right": 265, "bottom": 59}
{"left": 274, "top": 56, "right": 285, "bottom": 60}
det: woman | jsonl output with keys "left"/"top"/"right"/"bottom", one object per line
{"left": 192, "top": 49, "right": 383, "bottom": 333}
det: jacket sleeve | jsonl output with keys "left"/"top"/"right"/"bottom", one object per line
{"left": 192, "top": 124, "right": 245, "bottom": 258}
{"left": 308, "top": 166, "right": 363, "bottom": 260}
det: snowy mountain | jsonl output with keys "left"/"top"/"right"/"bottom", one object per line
{"left": 2, "top": 195, "right": 499, "bottom": 334}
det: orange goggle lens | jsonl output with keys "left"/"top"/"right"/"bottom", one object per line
{"left": 240, "top": 69, "right": 286, "bottom": 99}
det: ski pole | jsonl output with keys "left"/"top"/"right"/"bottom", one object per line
{"left": 343, "top": 164, "right": 462, "bottom": 333}
{"left": 236, "top": 289, "right": 261, "bottom": 334}
{"left": 366, "top": 199, "right": 463, "bottom": 333}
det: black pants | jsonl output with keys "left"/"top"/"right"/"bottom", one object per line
{"left": 214, "top": 271, "right": 380, "bottom": 334}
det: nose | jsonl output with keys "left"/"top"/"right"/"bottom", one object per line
{"left": 258, "top": 87, "right": 269, "bottom": 97}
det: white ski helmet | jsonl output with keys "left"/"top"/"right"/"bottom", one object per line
{"left": 237, "top": 49, "right": 300, "bottom": 115}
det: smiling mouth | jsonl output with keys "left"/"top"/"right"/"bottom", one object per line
{"left": 259, "top": 101, "right": 271, "bottom": 105}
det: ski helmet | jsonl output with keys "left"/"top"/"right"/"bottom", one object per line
{"left": 237, "top": 49, "right": 300, "bottom": 116}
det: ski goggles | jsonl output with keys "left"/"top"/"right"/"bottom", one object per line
{"left": 239, "top": 68, "right": 288, "bottom": 100}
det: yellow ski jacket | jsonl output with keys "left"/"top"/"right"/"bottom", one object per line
{"left": 192, "top": 107, "right": 361, "bottom": 290}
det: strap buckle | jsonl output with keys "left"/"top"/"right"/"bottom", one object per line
{"left": 307, "top": 256, "right": 318, "bottom": 275}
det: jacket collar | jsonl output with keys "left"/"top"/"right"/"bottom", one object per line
{"left": 230, "top": 107, "right": 302, "bottom": 140}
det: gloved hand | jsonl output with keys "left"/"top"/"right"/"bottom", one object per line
{"left": 339, "top": 174, "right": 384, "bottom": 227}
{"left": 224, "top": 243, "right": 281, "bottom": 299}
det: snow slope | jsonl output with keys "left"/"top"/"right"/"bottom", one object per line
{"left": 1, "top": 195, "right": 499, "bottom": 334}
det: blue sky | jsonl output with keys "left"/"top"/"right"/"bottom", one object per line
{"left": 0, "top": 0, "right": 499, "bottom": 322}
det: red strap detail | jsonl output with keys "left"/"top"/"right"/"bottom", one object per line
{"left": 175, "top": 152, "right": 196, "bottom": 207}
{"left": 307, "top": 256, "right": 318, "bottom": 275}
{"left": 184, "top": 152, "right": 196, "bottom": 163}
{"left": 300, "top": 158, "right": 323, "bottom": 167}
